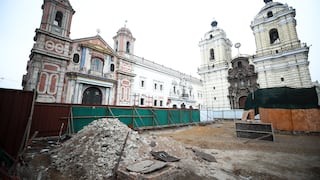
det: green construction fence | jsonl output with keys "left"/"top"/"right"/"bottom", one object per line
{"left": 71, "top": 106, "right": 200, "bottom": 132}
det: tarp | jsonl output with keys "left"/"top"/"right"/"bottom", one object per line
{"left": 71, "top": 106, "right": 200, "bottom": 132}
{"left": 245, "top": 87, "right": 319, "bottom": 111}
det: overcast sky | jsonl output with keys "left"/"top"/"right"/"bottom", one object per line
{"left": 0, "top": 0, "right": 319, "bottom": 89}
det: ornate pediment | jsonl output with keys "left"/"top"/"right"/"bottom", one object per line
{"left": 82, "top": 43, "right": 113, "bottom": 55}
{"left": 74, "top": 35, "right": 115, "bottom": 55}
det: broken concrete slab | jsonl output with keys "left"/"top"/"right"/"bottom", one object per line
{"left": 126, "top": 160, "right": 167, "bottom": 174}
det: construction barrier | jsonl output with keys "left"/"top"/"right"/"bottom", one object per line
{"left": 259, "top": 108, "right": 320, "bottom": 132}
{"left": 71, "top": 106, "right": 200, "bottom": 132}
{"left": 0, "top": 88, "right": 34, "bottom": 158}
{"left": 200, "top": 109, "right": 244, "bottom": 122}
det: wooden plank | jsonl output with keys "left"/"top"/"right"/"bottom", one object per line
{"left": 242, "top": 110, "right": 250, "bottom": 120}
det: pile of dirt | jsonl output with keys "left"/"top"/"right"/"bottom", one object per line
{"left": 49, "top": 118, "right": 225, "bottom": 179}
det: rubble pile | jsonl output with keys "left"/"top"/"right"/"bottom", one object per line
{"left": 51, "top": 118, "right": 130, "bottom": 179}
{"left": 51, "top": 118, "right": 218, "bottom": 179}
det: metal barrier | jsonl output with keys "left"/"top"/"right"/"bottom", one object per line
{"left": 200, "top": 108, "right": 244, "bottom": 122}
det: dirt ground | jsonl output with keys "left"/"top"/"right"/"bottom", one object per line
{"left": 18, "top": 120, "right": 320, "bottom": 180}
{"left": 149, "top": 120, "right": 320, "bottom": 180}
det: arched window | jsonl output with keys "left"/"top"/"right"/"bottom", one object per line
{"left": 110, "top": 63, "right": 115, "bottom": 72}
{"left": 54, "top": 11, "right": 63, "bottom": 27}
{"left": 91, "top": 58, "right": 103, "bottom": 73}
{"left": 126, "top": 41, "right": 130, "bottom": 53}
{"left": 237, "top": 61, "right": 242, "bottom": 68}
{"left": 115, "top": 41, "right": 118, "bottom": 52}
{"left": 267, "top": 11, "right": 273, "bottom": 18}
{"left": 210, "top": 48, "right": 215, "bottom": 60}
{"left": 269, "top": 28, "right": 280, "bottom": 44}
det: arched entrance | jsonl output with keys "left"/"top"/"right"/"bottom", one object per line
{"left": 238, "top": 96, "right": 247, "bottom": 109}
{"left": 82, "top": 87, "right": 102, "bottom": 104}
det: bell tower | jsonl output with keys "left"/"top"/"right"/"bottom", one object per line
{"left": 113, "top": 25, "right": 136, "bottom": 56}
{"left": 251, "top": 0, "right": 312, "bottom": 88}
{"left": 22, "top": 0, "right": 75, "bottom": 103}
{"left": 40, "top": 0, "right": 74, "bottom": 38}
{"left": 198, "top": 20, "right": 232, "bottom": 109}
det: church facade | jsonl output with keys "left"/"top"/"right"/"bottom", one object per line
{"left": 22, "top": 0, "right": 313, "bottom": 110}
{"left": 22, "top": 0, "right": 202, "bottom": 108}
{"left": 199, "top": 0, "right": 313, "bottom": 109}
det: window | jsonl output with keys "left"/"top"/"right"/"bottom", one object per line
{"left": 209, "top": 48, "right": 215, "bottom": 60}
{"left": 141, "top": 80, "right": 145, "bottom": 87}
{"left": 160, "top": 84, "right": 163, "bottom": 91}
{"left": 73, "top": 53, "right": 80, "bottom": 63}
{"left": 281, "top": 77, "right": 284, "bottom": 82}
{"left": 154, "top": 83, "right": 157, "bottom": 90}
{"left": 115, "top": 41, "right": 118, "bottom": 52}
{"left": 213, "top": 86, "right": 215, "bottom": 90}
{"left": 126, "top": 41, "right": 130, "bottom": 53}
{"left": 173, "top": 86, "right": 176, "bottom": 94}
{"left": 154, "top": 100, "right": 157, "bottom": 106}
{"left": 238, "top": 61, "right": 242, "bottom": 68}
{"left": 269, "top": 28, "right": 280, "bottom": 44}
{"left": 110, "top": 63, "right": 115, "bottom": 72}
{"left": 267, "top": 11, "right": 273, "bottom": 18}
{"left": 91, "top": 58, "right": 103, "bottom": 73}
{"left": 140, "top": 98, "right": 144, "bottom": 105}
{"left": 160, "top": 100, "right": 163, "bottom": 107}
{"left": 54, "top": 11, "right": 63, "bottom": 27}
{"left": 210, "top": 34, "right": 213, "bottom": 39}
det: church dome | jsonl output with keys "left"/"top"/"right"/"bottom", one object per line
{"left": 116, "top": 27, "right": 134, "bottom": 38}
{"left": 256, "top": 1, "right": 286, "bottom": 17}
{"left": 251, "top": 1, "right": 293, "bottom": 28}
